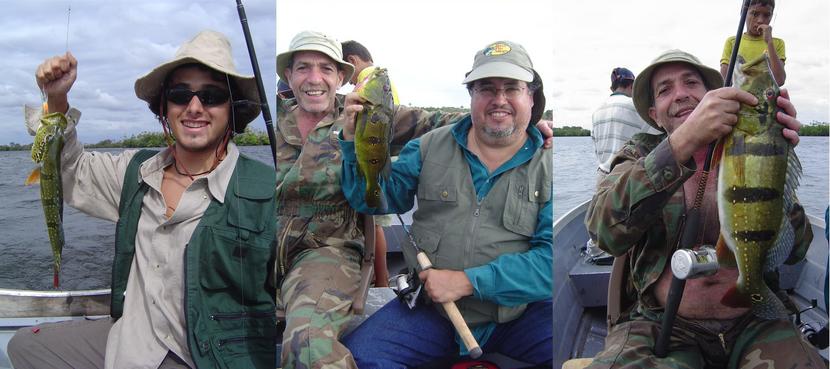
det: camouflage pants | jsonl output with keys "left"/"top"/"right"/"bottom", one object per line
{"left": 278, "top": 244, "right": 362, "bottom": 369}
{"left": 587, "top": 313, "right": 825, "bottom": 369}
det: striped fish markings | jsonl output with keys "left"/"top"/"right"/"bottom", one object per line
{"left": 717, "top": 53, "right": 801, "bottom": 319}
{"left": 354, "top": 68, "right": 394, "bottom": 209}
{"left": 25, "top": 111, "right": 68, "bottom": 288}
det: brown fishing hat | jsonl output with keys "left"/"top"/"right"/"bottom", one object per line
{"left": 276, "top": 31, "right": 355, "bottom": 87}
{"left": 463, "top": 41, "right": 546, "bottom": 125}
{"left": 134, "top": 30, "right": 261, "bottom": 130}
{"left": 633, "top": 49, "right": 723, "bottom": 131}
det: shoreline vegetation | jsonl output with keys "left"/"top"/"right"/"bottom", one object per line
{"left": 0, "top": 110, "right": 826, "bottom": 150}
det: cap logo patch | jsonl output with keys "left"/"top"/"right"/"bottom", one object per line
{"left": 484, "top": 43, "right": 511, "bottom": 56}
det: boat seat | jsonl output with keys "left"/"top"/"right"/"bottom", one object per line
{"left": 607, "top": 253, "right": 633, "bottom": 329}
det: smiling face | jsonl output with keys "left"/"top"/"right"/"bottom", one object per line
{"left": 647, "top": 63, "right": 708, "bottom": 133}
{"left": 469, "top": 77, "right": 534, "bottom": 147}
{"left": 285, "top": 50, "right": 345, "bottom": 115}
{"left": 165, "top": 65, "right": 231, "bottom": 154}
{"left": 746, "top": 4, "right": 773, "bottom": 37}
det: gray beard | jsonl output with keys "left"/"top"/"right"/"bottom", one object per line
{"left": 483, "top": 125, "right": 515, "bottom": 139}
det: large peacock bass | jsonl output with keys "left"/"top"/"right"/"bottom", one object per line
{"left": 354, "top": 67, "right": 394, "bottom": 209}
{"left": 717, "top": 53, "right": 802, "bottom": 320}
{"left": 25, "top": 110, "right": 68, "bottom": 288}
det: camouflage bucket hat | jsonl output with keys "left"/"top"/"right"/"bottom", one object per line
{"left": 134, "top": 30, "right": 261, "bottom": 129}
{"left": 633, "top": 49, "right": 723, "bottom": 131}
{"left": 276, "top": 30, "right": 355, "bottom": 87}
{"left": 463, "top": 41, "right": 546, "bottom": 125}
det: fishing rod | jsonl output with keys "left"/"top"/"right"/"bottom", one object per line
{"left": 654, "top": 0, "right": 751, "bottom": 358}
{"left": 235, "top": 0, "right": 277, "bottom": 167}
{"left": 396, "top": 214, "right": 483, "bottom": 359}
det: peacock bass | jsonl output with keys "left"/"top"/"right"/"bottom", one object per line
{"left": 354, "top": 67, "right": 394, "bottom": 209}
{"left": 24, "top": 109, "right": 68, "bottom": 288}
{"left": 716, "top": 53, "right": 802, "bottom": 320}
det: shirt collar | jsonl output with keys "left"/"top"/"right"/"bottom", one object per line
{"left": 139, "top": 142, "right": 240, "bottom": 204}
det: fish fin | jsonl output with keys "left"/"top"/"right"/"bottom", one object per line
{"left": 25, "top": 167, "right": 41, "bottom": 185}
{"left": 720, "top": 285, "right": 751, "bottom": 308}
{"left": 715, "top": 234, "right": 737, "bottom": 268}
{"left": 784, "top": 148, "right": 802, "bottom": 200}
{"left": 710, "top": 138, "right": 725, "bottom": 169}
{"left": 24, "top": 104, "right": 43, "bottom": 136}
{"left": 53, "top": 271, "right": 59, "bottom": 289}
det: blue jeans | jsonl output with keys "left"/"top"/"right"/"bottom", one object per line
{"left": 342, "top": 299, "right": 552, "bottom": 369}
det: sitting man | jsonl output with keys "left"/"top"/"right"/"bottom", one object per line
{"left": 339, "top": 40, "right": 553, "bottom": 368}
{"left": 585, "top": 49, "right": 822, "bottom": 368}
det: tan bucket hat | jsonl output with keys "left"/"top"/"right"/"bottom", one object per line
{"left": 276, "top": 30, "right": 355, "bottom": 87}
{"left": 463, "top": 41, "right": 546, "bottom": 125}
{"left": 134, "top": 30, "right": 261, "bottom": 131}
{"left": 633, "top": 49, "right": 723, "bottom": 131}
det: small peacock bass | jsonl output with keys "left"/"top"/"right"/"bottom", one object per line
{"left": 717, "top": 53, "right": 802, "bottom": 319}
{"left": 354, "top": 67, "right": 394, "bottom": 209}
{"left": 25, "top": 111, "right": 68, "bottom": 288}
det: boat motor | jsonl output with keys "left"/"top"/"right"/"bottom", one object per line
{"left": 655, "top": 246, "right": 719, "bottom": 358}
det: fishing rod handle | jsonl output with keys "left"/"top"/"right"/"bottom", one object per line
{"left": 655, "top": 275, "right": 686, "bottom": 358}
{"left": 415, "top": 251, "right": 482, "bottom": 359}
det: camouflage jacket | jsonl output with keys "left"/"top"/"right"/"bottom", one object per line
{"left": 275, "top": 96, "right": 464, "bottom": 276}
{"left": 585, "top": 133, "right": 813, "bottom": 312}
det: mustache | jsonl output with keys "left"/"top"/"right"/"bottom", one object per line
{"left": 669, "top": 102, "right": 697, "bottom": 117}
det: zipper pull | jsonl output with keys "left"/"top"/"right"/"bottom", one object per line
{"left": 718, "top": 332, "right": 727, "bottom": 352}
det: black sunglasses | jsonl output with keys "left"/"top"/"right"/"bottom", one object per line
{"left": 166, "top": 87, "right": 231, "bottom": 106}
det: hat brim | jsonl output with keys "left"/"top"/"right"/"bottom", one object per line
{"left": 462, "top": 62, "right": 534, "bottom": 84}
{"left": 134, "top": 56, "right": 261, "bottom": 128}
{"left": 633, "top": 59, "right": 723, "bottom": 132}
{"left": 276, "top": 48, "right": 355, "bottom": 88}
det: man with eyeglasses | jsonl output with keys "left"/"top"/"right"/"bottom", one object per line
{"left": 338, "top": 40, "right": 553, "bottom": 368}
{"left": 9, "top": 30, "right": 278, "bottom": 369}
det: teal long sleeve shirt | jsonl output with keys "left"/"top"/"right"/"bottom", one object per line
{"left": 340, "top": 117, "right": 552, "bottom": 306}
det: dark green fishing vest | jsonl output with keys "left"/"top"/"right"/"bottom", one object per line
{"left": 407, "top": 126, "right": 551, "bottom": 325}
{"left": 112, "top": 149, "right": 277, "bottom": 369}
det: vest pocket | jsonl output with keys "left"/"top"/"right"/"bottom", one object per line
{"left": 210, "top": 331, "right": 276, "bottom": 369}
{"left": 200, "top": 226, "right": 272, "bottom": 302}
{"left": 502, "top": 179, "right": 541, "bottom": 237}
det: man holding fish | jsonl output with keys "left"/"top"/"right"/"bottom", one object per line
{"left": 585, "top": 49, "right": 822, "bottom": 368}
{"left": 338, "top": 40, "right": 553, "bottom": 368}
{"left": 9, "top": 30, "right": 278, "bottom": 369}
{"left": 275, "top": 31, "right": 553, "bottom": 369}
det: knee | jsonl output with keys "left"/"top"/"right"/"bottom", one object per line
{"left": 7, "top": 327, "right": 37, "bottom": 362}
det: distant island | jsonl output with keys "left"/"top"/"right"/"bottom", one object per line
{"left": 1, "top": 112, "right": 825, "bottom": 151}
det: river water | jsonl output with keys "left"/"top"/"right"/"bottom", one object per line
{"left": 1, "top": 139, "right": 827, "bottom": 290}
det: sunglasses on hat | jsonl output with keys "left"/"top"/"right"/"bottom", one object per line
{"left": 166, "top": 87, "right": 231, "bottom": 106}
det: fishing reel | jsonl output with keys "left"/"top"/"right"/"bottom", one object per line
{"left": 670, "top": 245, "right": 719, "bottom": 280}
{"left": 390, "top": 272, "right": 422, "bottom": 309}
{"left": 792, "top": 299, "right": 829, "bottom": 349}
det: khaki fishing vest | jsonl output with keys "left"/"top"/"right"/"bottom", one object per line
{"left": 407, "top": 126, "right": 551, "bottom": 325}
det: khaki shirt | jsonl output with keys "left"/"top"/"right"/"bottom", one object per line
{"left": 52, "top": 108, "right": 239, "bottom": 369}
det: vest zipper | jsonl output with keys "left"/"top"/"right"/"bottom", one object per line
{"left": 210, "top": 311, "right": 275, "bottom": 321}
{"left": 217, "top": 335, "right": 272, "bottom": 348}
{"left": 718, "top": 332, "right": 727, "bottom": 352}
{"left": 466, "top": 202, "right": 482, "bottom": 268}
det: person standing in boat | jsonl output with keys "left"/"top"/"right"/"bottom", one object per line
{"left": 591, "top": 67, "right": 660, "bottom": 188}
{"left": 720, "top": 0, "right": 786, "bottom": 86}
{"left": 584, "top": 49, "right": 821, "bottom": 368}
{"left": 9, "top": 30, "right": 278, "bottom": 369}
{"left": 338, "top": 40, "right": 553, "bottom": 368}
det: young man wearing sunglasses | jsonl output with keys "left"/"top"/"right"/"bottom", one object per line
{"left": 9, "top": 30, "right": 278, "bottom": 369}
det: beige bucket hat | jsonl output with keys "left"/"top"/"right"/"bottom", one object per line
{"left": 276, "top": 31, "right": 355, "bottom": 87}
{"left": 134, "top": 30, "right": 261, "bottom": 131}
{"left": 463, "top": 41, "right": 546, "bottom": 125}
{"left": 632, "top": 49, "right": 723, "bottom": 131}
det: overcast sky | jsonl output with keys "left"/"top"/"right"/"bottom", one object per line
{"left": 2, "top": 1, "right": 826, "bottom": 146}
{"left": 0, "top": 0, "right": 275, "bottom": 145}
{"left": 278, "top": 0, "right": 827, "bottom": 131}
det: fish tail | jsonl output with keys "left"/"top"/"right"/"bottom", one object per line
{"left": 715, "top": 234, "right": 737, "bottom": 268}
{"left": 752, "top": 283, "right": 789, "bottom": 320}
{"left": 53, "top": 259, "right": 61, "bottom": 289}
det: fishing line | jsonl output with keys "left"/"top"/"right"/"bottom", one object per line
{"left": 65, "top": 5, "right": 71, "bottom": 52}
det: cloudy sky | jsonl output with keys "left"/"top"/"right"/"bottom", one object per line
{"left": 2, "top": 0, "right": 826, "bottom": 146}
{"left": 278, "top": 0, "right": 828, "bottom": 131}
{"left": 0, "top": 0, "right": 275, "bottom": 145}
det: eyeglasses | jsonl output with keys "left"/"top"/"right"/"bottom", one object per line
{"left": 166, "top": 87, "right": 230, "bottom": 106}
{"left": 473, "top": 85, "right": 528, "bottom": 100}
